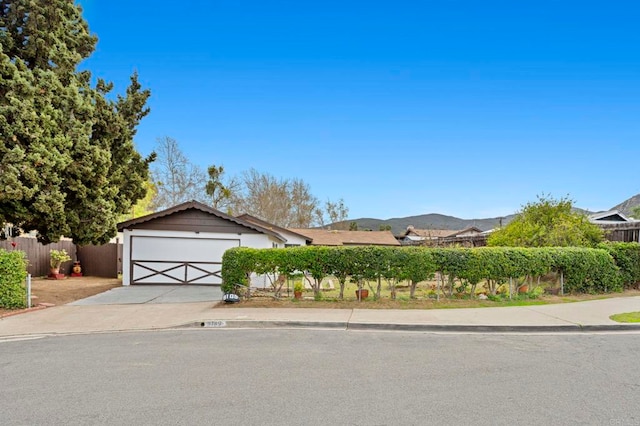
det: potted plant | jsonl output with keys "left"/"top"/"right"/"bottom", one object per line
{"left": 293, "top": 281, "right": 304, "bottom": 299}
{"left": 49, "top": 249, "right": 71, "bottom": 279}
{"left": 353, "top": 276, "right": 368, "bottom": 300}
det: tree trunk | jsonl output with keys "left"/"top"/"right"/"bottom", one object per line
{"left": 338, "top": 279, "right": 346, "bottom": 300}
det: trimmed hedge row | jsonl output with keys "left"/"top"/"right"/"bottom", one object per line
{"left": 221, "top": 245, "right": 637, "bottom": 295}
{"left": 598, "top": 242, "right": 640, "bottom": 289}
{"left": 0, "top": 249, "right": 28, "bottom": 309}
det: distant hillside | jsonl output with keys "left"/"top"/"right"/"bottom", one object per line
{"left": 611, "top": 193, "right": 640, "bottom": 217}
{"left": 334, "top": 213, "right": 517, "bottom": 236}
{"left": 330, "top": 193, "right": 640, "bottom": 236}
{"left": 340, "top": 194, "right": 640, "bottom": 235}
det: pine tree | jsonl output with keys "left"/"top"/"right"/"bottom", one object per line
{"left": 0, "top": 0, "right": 154, "bottom": 244}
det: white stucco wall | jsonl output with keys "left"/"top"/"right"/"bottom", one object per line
{"left": 279, "top": 231, "right": 309, "bottom": 247}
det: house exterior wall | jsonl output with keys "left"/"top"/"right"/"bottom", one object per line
{"left": 122, "top": 228, "right": 276, "bottom": 285}
{"left": 278, "top": 231, "right": 309, "bottom": 247}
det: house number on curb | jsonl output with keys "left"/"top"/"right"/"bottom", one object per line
{"left": 201, "top": 320, "right": 227, "bottom": 328}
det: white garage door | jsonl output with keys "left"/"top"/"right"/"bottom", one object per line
{"left": 130, "top": 236, "right": 240, "bottom": 285}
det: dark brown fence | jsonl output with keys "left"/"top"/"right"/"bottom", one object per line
{"left": 0, "top": 237, "right": 121, "bottom": 278}
{"left": 0, "top": 237, "right": 76, "bottom": 276}
{"left": 77, "top": 242, "right": 121, "bottom": 278}
{"left": 600, "top": 223, "right": 640, "bottom": 243}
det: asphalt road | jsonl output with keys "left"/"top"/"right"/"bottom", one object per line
{"left": 1, "top": 330, "right": 640, "bottom": 425}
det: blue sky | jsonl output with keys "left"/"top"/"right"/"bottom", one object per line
{"left": 78, "top": 0, "right": 640, "bottom": 220}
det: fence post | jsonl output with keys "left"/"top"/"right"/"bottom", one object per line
{"left": 509, "top": 277, "right": 513, "bottom": 300}
{"left": 26, "top": 274, "right": 31, "bottom": 308}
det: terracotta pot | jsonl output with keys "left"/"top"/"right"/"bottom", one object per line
{"left": 293, "top": 290, "right": 303, "bottom": 299}
{"left": 355, "top": 289, "right": 369, "bottom": 300}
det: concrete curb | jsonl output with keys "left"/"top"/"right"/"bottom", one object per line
{"left": 189, "top": 320, "right": 349, "bottom": 329}
{"left": 348, "top": 322, "right": 640, "bottom": 332}
{"left": 182, "top": 320, "right": 640, "bottom": 333}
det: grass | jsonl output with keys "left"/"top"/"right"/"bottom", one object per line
{"left": 609, "top": 312, "right": 640, "bottom": 323}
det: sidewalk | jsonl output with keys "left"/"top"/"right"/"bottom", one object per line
{"left": 2, "top": 296, "right": 640, "bottom": 337}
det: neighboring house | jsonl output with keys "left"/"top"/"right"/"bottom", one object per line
{"left": 588, "top": 210, "right": 640, "bottom": 243}
{"left": 288, "top": 228, "right": 400, "bottom": 246}
{"left": 398, "top": 225, "right": 483, "bottom": 245}
{"left": 117, "top": 201, "right": 286, "bottom": 286}
{"left": 588, "top": 210, "right": 637, "bottom": 225}
{"left": 236, "top": 214, "right": 312, "bottom": 247}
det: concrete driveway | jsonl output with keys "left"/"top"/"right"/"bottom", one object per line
{"left": 70, "top": 285, "right": 223, "bottom": 305}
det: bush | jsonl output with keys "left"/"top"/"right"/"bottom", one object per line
{"left": 221, "top": 247, "right": 257, "bottom": 293}
{"left": 547, "top": 247, "right": 622, "bottom": 293}
{"left": 598, "top": 242, "right": 640, "bottom": 289}
{"left": 220, "top": 245, "right": 625, "bottom": 297}
{"left": 0, "top": 249, "right": 28, "bottom": 309}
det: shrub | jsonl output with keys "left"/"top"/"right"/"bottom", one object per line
{"left": 0, "top": 249, "right": 28, "bottom": 309}
{"left": 547, "top": 247, "right": 622, "bottom": 293}
{"left": 221, "top": 247, "right": 256, "bottom": 293}
{"left": 220, "top": 245, "right": 624, "bottom": 297}
{"left": 598, "top": 242, "right": 640, "bottom": 289}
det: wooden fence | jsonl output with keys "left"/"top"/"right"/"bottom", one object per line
{"left": 0, "top": 237, "right": 120, "bottom": 278}
{"left": 77, "top": 241, "right": 122, "bottom": 278}
{"left": 599, "top": 222, "right": 640, "bottom": 243}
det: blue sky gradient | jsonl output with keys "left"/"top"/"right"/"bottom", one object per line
{"left": 78, "top": 0, "right": 640, "bottom": 219}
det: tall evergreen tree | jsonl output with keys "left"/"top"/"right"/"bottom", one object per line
{"left": 0, "top": 0, "right": 154, "bottom": 244}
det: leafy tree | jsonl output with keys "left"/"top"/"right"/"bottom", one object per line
{"left": 379, "top": 224, "right": 392, "bottom": 231}
{"left": 488, "top": 195, "right": 603, "bottom": 248}
{"left": 205, "top": 164, "right": 237, "bottom": 211}
{"left": 349, "top": 221, "right": 359, "bottom": 231}
{"left": 630, "top": 205, "right": 640, "bottom": 220}
{"left": 118, "top": 180, "right": 156, "bottom": 222}
{"left": 0, "top": 0, "right": 153, "bottom": 244}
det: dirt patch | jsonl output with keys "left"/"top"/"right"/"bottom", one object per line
{"left": 0, "top": 276, "right": 121, "bottom": 317}
{"left": 215, "top": 289, "right": 640, "bottom": 310}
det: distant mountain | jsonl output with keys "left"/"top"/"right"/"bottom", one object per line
{"left": 335, "top": 213, "right": 517, "bottom": 236}
{"left": 335, "top": 193, "right": 640, "bottom": 236}
{"left": 611, "top": 193, "right": 640, "bottom": 217}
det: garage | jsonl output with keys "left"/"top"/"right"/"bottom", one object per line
{"left": 118, "top": 201, "right": 285, "bottom": 286}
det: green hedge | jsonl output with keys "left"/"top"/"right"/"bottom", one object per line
{"left": 221, "top": 246, "right": 624, "bottom": 295}
{"left": 597, "top": 242, "right": 640, "bottom": 289}
{"left": 0, "top": 249, "right": 28, "bottom": 309}
{"left": 546, "top": 247, "right": 622, "bottom": 293}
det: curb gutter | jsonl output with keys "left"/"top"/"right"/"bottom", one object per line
{"left": 185, "top": 320, "right": 640, "bottom": 333}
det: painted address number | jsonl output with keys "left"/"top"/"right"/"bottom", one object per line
{"left": 202, "top": 320, "right": 227, "bottom": 328}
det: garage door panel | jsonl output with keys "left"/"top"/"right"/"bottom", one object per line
{"left": 133, "top": 262, "right": 185, "bottom": 284}
{"left": 131, "top": 237, "right": 239, "bottom": 263}
{"left": 186, "top": 264, "right": 221, "bottom": 284}
{"left": 130, "top": 236, "right": 239, "bottom": 285}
